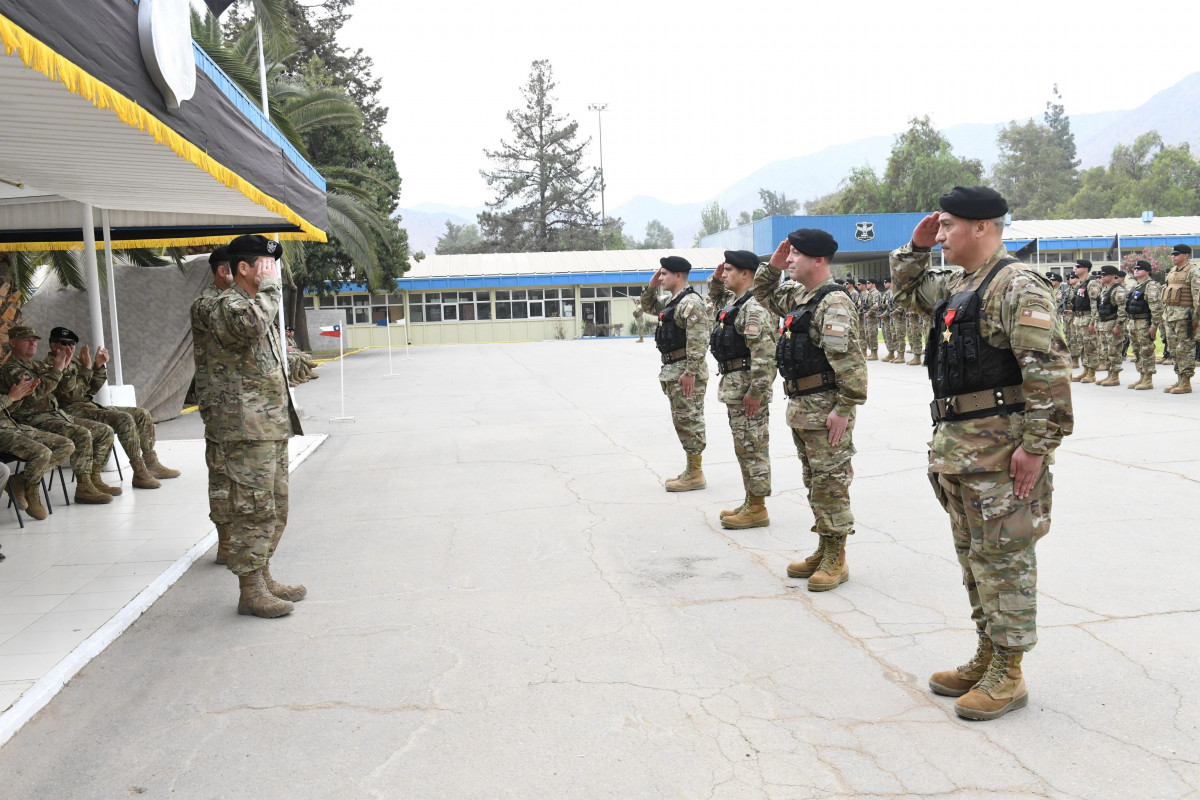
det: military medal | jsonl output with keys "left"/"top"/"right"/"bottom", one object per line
{"left": 942, "top": 309, "right": 956, "bottom": 342}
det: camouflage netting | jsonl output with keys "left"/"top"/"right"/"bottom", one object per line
{"left": 20, "top": 256, "right": 211, "bottom": 422}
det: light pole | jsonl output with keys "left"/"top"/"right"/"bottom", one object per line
{"left": 588, "top": 103, "right": 607, "bottom": 249}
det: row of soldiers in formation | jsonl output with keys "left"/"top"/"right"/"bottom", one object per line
{"left": 639, "top": 184, "right": 1085, "bottom": 721}
{"left": 0, "top": 326, "right": 179, "bottom": 522}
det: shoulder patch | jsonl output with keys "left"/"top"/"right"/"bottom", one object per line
{"left": 1018, "top": 308, "right": 1053, "bottom": 330}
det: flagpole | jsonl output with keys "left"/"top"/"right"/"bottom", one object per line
{"left": 329, "top": 323, "right": 355, "bottom": 423}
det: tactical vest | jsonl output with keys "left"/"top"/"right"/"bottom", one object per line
{"left": 1097, "top": 284, "right": 1118, "bottom": 322}
{"left": 654, "top": 287, "right": 697, "bottom": 358}
{"left": 776, "top": 284, "right": 849, "bottom": 397}
{"left": 709, "top": 291, "right": 753, "bottom": 371}
{"left": 1072, "top": 279, "right": 1093, "bottom": 313}
{"left": 1126, "top": 281, "right": 1151, "bottom": 319}
{"left": 927, "top": 259, "right": 1026, "bottom": 421}
{"left": 1163, "top": 266, "right": 1194, "bottom": 307}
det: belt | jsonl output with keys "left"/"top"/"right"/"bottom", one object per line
{"left": 1098, "top": 313, "right": 1117, "bottom": 322}
{"left": 660, "top": 348, "right": 686, "bottom": 365}
{"left": 784, "top": 372, "right": 836, "bottom": 397}
{"left": 718, "top": 357, "right": 750, "bottom": 374}
{"left": 931, "top": 385, "right": 1025, "bottom": 423}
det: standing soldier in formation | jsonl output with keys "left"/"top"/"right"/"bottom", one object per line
{"left": 708, "top": 251, "right": 776, "bottom": 529}
{"left": 891, "top": 186, "right": 1073, "bottom": 721}
{"left": 1125, "top": 260, "right": 1162, "bottom": 389}
{"left": 1161, "top": 243, "right": 1200, "bottom": 394}
{"left": 1069, "top": 260, "right": 1101, "bottom": 383}
{"left": 860, "top": 278, "right": 882, "bottom": 361}
{"left": 905, "top": 308, "right": 926, "bottom": 366}
{"left": 887, "top": 278, "right": 908, "bottom": 362}
{"left": 641, "top": 256, "right": 710, "bottom": 491}
{"left": 1093, "top": 265, "right": 1127, "bottom": 387}
{"left": 755, "top": 229, "right": 867, "bottom": 592}
{"left": 1063, "top": 273, "right": 1080, "bottom": 368}
{"left": 879, "top": 278, "right": 896, "bottom": 361}
{"left": 209, "top": 235, "right": 305, "bottom": 618}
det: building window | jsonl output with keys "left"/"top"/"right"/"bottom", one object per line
{"left": 302, "top": 296, "right": 315, "bottom": 309}
{"left": 408, "top": 291, "right": 490, "bottom": 323}
{"left": 498, "top": 288, "right": 573, "bottom": 319}
{"left": 371, "top": 293, "right": 405, "bottom": 324}
{"left": 544, "top": 288, "right": 574, "bottom": 318}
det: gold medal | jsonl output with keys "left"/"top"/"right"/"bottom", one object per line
{"left": 942, "top": 329, "right": 952, "bottom": 343}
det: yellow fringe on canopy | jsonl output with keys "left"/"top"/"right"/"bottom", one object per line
{"left": 0, "top": 13, "right": 327, "bottom": 246}
{"left": 2, "top": 231, "right": 315, "bottom": 253}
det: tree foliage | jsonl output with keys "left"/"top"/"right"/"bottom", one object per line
{"left": 1065, "top": 132, "right": 1200, "bottom": 219}
{"left": 435, "top": 221, "right": 485, "bottom": 255}
{"left": 694, "top": 201, "right": 731, "bottom": 245}
{"left": 990, "top": 86, "right": 1081, "bottom": 218}
{"left": 737, "top": 188, "right": 799, "bottom": 224}
{"left": 639, "top": 219, "right": 675, "bottom": 250}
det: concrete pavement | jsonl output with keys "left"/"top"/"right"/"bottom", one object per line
{"left": 0, "top": 341, "right": 1196, "bottom": 799}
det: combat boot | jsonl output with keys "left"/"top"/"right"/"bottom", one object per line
{"left": 74, "top": 473, "right": 113, "bottom": 504}
{"left": 906, "top": 354, "right": 922, "bottom": 366}
{"left": 807, "top": 535, "right": 849, "bottom": 592}
{"left": 866, "top": 349, "right": 878, "bottom": 361}
{"left": 237, "top": 570, "right": 294, "bottom": 618}
{"left": 665, "top": 453, "right": 706, "bottom": 492}
{"left": 130, "top": 457, "right": 161, "bottom": 489}
{"left": 9, "top": 472, "right": 28, "bottom": 511}
{"left": 1168, "top": 376, "right": 1193, "bottom": 394}
{"left": 1096, "top": 371, "right": 1121, "bottom": 386}
{"left": 786, "top": 537, "right": 825, "bottom": 579}
{"left": 720, "top": 493, "right": 749, "bottom": 520}
{"left": 1079, "top": 368, "right": 1097, "bottom": 384}
{"left": 144, "top": 450, "right": 181, "bottom": 479}
{"left": 24, "top": 481, "right": 49, "bottom": 521}
{"left": 262, "top": 562, "right": 307, "bottom": 601}
{"left": 1134, "top": 374, "right": 1154, "bottom": 390}
{"left": 91, "top": 469, "right": 122, "bottom": 496}
{"left": 929, "top": 632, "right": 994, "bottom": 696}
{"left": 721, "top": 495, "right": 769, "bottom": 530}
{"left": 954, "top": 645, "right": 1028, "bottom": 720}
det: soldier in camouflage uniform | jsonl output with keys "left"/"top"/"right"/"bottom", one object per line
{"left": 641, "top": 256, "right": 710, "bottom": 492}
{"left": 1161, "top": 243, "right": 1200, "bottom": 394}
{"left": 1069, "top": 260, "right": 1102, "bottom": 383}
{"left": 756, "top": 229, "right": 867, "bottom": 592}
{"left": 1124, "top": 260, "right": 1162, "bottom": 389}
{"left": 1052, "top": 273, "right": 1077, "bottom": 367}
{"left": 879, "top": 278, "right": 896, "bottom": 361}
{"left": 891, "top": 186, "right": 1073, "bottom": 721}
{"left": 887, "top": 279, "right": 908, "bottom": 362}
{"left": 209, "top": 235, "right": 305, "bottom": 618}
{"left": 47, "top": 327, "right": 175, "bottom": 489}
{"left": 0, "top": 365, "right": 73, "bottom": 520}
{"left": 708, "top": 251, "right": 776, "bottom": 529}
{"left": 905, "top": 308, "right": 926, "bottom": 365}
{"left": 1092, "top": 266, "right": 1127, "bottom": 386}
{"left": 0, "top": 326, "right": 115, "bottom": 504}
{"left": 860, "top": 278, "right": 882, "bottom": 361}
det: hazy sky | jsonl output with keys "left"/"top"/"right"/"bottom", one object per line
{"left": 336, "top": 0, "right": 1196, "bottom": 211}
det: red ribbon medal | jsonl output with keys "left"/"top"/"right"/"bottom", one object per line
{"left": 942, "top": 309, "right": 956, "bottom": 342}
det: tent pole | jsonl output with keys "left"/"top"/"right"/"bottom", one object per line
{"left": 80, "top": 204, "right": 105, "bottom": 354}
{"left": 100, "top": 209, "right": 124, "bottom": 385}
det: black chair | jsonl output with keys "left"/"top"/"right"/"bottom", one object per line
{"left": 1, "top": 452, "right": 58, "bottom": 520}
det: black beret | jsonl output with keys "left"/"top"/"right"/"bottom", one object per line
{"left": 1134, "top": 260, "right": 1152, "bottom": 271}
{"left": 209, "top": 245, "right": 230, "bottom": 265}
{"left": 723, "top": 250, "right": 758, "bottom": 272}
{"left": 786, "top": 228, "right": 838, "bottom": 258}
{"left": 834, "top": 279, "right": 845, "bottom": 285}
{"left": 937, "top": 185, "right": 1009, "bottom": 220}
{"left": 1100, "top": 265, "right": 1121, "bottom": 276}
{"left": 1091, "top": 271, "right": 1102, "bottom": 278}
{"left": 855, "top": 278, "right": 867, "bottom": 285}
{"left": 1075, "top": 259, "right": 1092, "bottom": 270}
{"left": 1172, "top": 243, "right": 1192, "bottom": 256}
{"left": 1046, "top": 272, "right": 1061, "bottom": 282}
{"left": 866, "top": 277, "right": 879, "bottom": 286}
{"left": 49, "top": 326, "right": 78, "bottom": 344}
{"left": 228, "top": 234, "right": 283, "bottom": 261}
{"left": 659, "top": 256, "right": 691, "bottom": 273}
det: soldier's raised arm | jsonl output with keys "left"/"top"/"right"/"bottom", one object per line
{"left": 890, "top": 213, "right": 958, "bottom": 314}
{"left": 753, "top": 240, "right": 793, "bottom": 317}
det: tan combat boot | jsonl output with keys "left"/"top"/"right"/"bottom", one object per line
{"left": 1134, "top": 374, "right": 1154, "bottom": 390}
{"left": 1168, "top": 376, "right": 1193, "bottom": 394}
{"left": 9, "top": 472, "right": 29, "bottom": 511}
{"left": 720, "top": 493, "right": 749, "bottom": 520}
{"left": 1096, "top": 371, "right": 1121, "bottom": 386}
{"left": 130, "top": 457, "right": 161, "bottom": 489}
{"left": 91, "top": 470, "right": 122, "bottom": 496}
{"left": 665, "top": 453, "right": 706, "bottom": 492}
{"left": 25, "top": 480, "right": 49, "bottom": 521}
{"left": 786, "top": 537, "right": 825, "bottom": 579}
{"left": 237, "top": 570, "right": 294, "bottom": 618}
{"left": 74, "top": 473, "right": 114, "bottom": 504}
{"left": 215, "top": 524, "right": 232, "bottom": 565}
{"left": 807, "top": 535, "right": 849, "bottom": 592}
{"left": 722, "top": 495, "right": 769, "bottom": 530}
{"left": 954, "top": 645, "right": 1028, "bottom": 720}
{"left": 144, "top": 450, "right": 181, "bottom": 479}
{"left": 906, "top": 354, "right": 922, "bottom": 366}
{"left": 1126, "top": 373, "right": 1142, "bottom": 389}
{"left": 262, "top": 562, "right": 307, "bottom": 602}
{"left": 929, "top": 632, "right": 994, "bottom": 697}
{"left": 866, "top": 349, "right": 878, "bottom": 361}
{"left": 1079, "top": 368, "right": 1097, "bottom": 383}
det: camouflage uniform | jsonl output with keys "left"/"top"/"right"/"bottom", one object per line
{"left": 887, "top": 292, "right": 907, "bottom": 356}
{"left": 640, "top": 284, "right": 710, "bottom": 455}
{"left": 191, "top": 283, "right": 232, "bottom": 531}
{"left": 1162, "top": 260, "right": 1200, "bottom": 383}
{"left": 0, "top": 395, "right": 73, "bottom": 494}
{"left": 54, "top": 360, "right": 157, "bottom": 461}
{"left": 709, "top": 277, "right": 775, "bottom": 497}
{"left": 1126, "top": 276, "right": 1163, "bottom": 376}
{"left": 906, "top": 310, "right": 927, "bottom": 361}
{"left": 1095, "top": 280, "right": 1127, "bottom": 375}
{"left": 0, "top": 353, "right": 114, "bottom": 476}
{"left": 207, "top": 275, "right": 303, "bottom": 576}
{"left": 861, "top": 286, "right": 882, "bottom": 357}
{"left": 1070, "top": 278, "right": 1103, "bottom": 372}
{"left": 1058, "top": 283, "right": 1078, "bottom": 362}
{"left": 754, "top": 265, "right": 867, "bottom": 539}
{"left": 891, "top": 242, "right": 1073, "bottom": 652}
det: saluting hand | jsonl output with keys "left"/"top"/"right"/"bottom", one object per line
{"left": 648, "top": 269, "right": 663, "bottom": 288}
{"left": 912, "top": 213, "right": 941, "bottom": 249}
{"left": 712, "top": 263, "right": 726, "bottom": 282}
{"left": 769, "top": 240, "right": 790, "bottom": 271}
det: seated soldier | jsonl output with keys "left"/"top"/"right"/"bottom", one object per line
{"left": 285, "top": 327, "right": 318, "bottom": 384}
{"left": 0, "top": 325, "right": 116, "bottom": 504}
{"left": 48, "top": 326, "right": 178, "bottom": 488}
{"left": 0, "top": 370, "right": 74, "bottom": 521}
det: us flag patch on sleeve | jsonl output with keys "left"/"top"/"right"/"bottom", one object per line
{"left": 1018, "top": 308, "right": 1053, "bottom": 329}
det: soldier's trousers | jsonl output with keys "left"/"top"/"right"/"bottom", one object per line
{"left": 25, "top": 414, "right": 113, "bottom": 475}
{"left": 906, "top": 315, "right": 926, "bottom": 357}
{"left": 863, "top": 316, "right": 880, "bottom": 353}
{"left": 1064, "top": 315, "right": 1080, "bottom": 359}
{"left": 1070, "top": 317, "right": 1099, "bottom": 369}
{"left": 1097, "top": 321, "right": 1123, "bottom": 372}
{"left": 1128, "top": 319, "right": 1156, "bottom": 375}
{"left": 889, "top": 313, "right": 907, "bottom": 353}
{"left": 223, "top": 439, "right": 289, "bottom": 576}
{"left": 0, "top": 426, "right": 74, "bottom": 486}
{"left": 1164, "top": 318, "right": 1196, "bottom": 379}
{"left": 726, "top": 403, "right": 770, "bottom": 496}
{"left": 789, "top": 424, "right": 855, "bottom": 537}
{"left": 205, "top": 438, "right": 232, "bottom": 527}
{"left": 661, "top": 378, "right": 707, "bottom": 455}
{"left": 931, "top": 467, "right": 1052, "bottom": 652}
{"left": 67, "top": 404, "right": 154, "bottom": 460}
